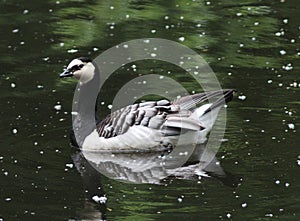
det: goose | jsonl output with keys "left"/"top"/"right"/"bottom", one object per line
{"left": 60, "top": 57, "right": 235, "bottom": 152}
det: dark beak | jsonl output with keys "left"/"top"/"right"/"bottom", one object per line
{"left": 59, "top": 69, "right": 73, "bottom": 78}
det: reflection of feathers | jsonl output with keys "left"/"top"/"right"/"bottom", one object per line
{"left": 80, "top": 142, "right": 239, "bottom": 186}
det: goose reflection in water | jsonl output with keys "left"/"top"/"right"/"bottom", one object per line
{"left": 74, "top": 143, "right": 238, "bottom": 185}
{"left": 71, "top": 142, "right": 240, "bottom": 220}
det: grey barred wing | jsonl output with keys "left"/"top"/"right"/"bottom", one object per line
{"left": 96, "top": 100, "right": 178, "bottom": 138}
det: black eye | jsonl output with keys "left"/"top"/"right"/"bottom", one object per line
{"left": 70, "top": 64, "right": 84, "bottom": 72}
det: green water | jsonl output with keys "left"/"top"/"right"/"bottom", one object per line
{"left": 0, "top": 0, "right": 299, "bottom": 220}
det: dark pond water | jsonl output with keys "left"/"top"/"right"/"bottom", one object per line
{"left": 1, "top": 0, "right": 300, "bottom": 220}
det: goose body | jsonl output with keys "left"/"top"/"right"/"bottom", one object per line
{"left": 60, "top": 57, "right": 235, "bottom": 152}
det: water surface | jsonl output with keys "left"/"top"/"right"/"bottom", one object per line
{"left": 0, "top": 0, "right": 299, "bottom": 220}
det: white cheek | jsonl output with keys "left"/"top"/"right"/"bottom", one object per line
{"left": 74, "top": 66, "right": 95, "bottom": 84}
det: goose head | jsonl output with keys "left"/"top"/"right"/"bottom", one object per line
{"left": 60, "top": 57, "right": 96, "bottom": 84}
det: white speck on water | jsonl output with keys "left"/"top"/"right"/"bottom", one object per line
{"left": 236, "top": 12, "right": 242, "bottom": 17}
{"left": 151, "top": 29, "right": 156, "bottom": 34}
{"left": 288, "top": 123, "right": 295, "bottom": 130}
{"left": 278, "top": 83, "right": 283, "bottom": 87}
{"left": 275, "top": 32, "right": 282, "bottom": 36}
{"left": 12, "top": 128, "right": 18, "bottom": 134}
{"left": 226, "top": 213, "right": 232, "bottom": 218}
{"left": 164, "top": 15, "right": 169, "bottom": 20}
{"left": 283, "top": 18, "right": 288, "bottom": 24}
{"left": 34, "top": 142, "right": 38, "bottom": 146}
{"left": 239, "top": 43, "right": 244, "bottom": 47}
{"left": 297, "top": 159, "right": 300, "bottom": 166}
{"left": 110, "top": 6, "right": 114, "bottom": 10}
{"left": 4, "top": 171, "right": 8, "bottom": 176}
{"left": 275, "top": 179, "right": 280, "bottom": 184}
{"left": 11, "top": 83, "right": 16, "bottom": 88}
{"left": 282, "top": 63, "right": 293, "bottom": 71}
{"left": 241, "top": 202, "right": 247, "bottom": 208}
{"left": 150, "top": 53, "right": 156, "bottom": 57}
{"left": 67, "top": 49, "right": 78, "bottom": 53}
{"left": 285, "top": 182, "right": 290, "bottom": 187}
{"left": 23, "top": 9, "right": 29, "bottom": 14}
{"left": 179, "top": 151, "right": 188, "bottom": 156}
{"left": 59, "top": 42, "right": 64, "bottom": 47}
{"left": 92, "top": 195, "right": 107, "bottom": 204}
{"left": 267, "top": 80, "right": 272, "bottom": 84}
{"left": 56, "top": 1, "right": 60, "bottom": 4}
{"left": 108, "top": 104, "right": 113, "bottom": 110}
{"left": 177, "top": 197, "right": 183, "bottom": 203}
{"left": 254, "top": 21, "right": 259, "bottom": 26}
{"left": 12, "top": 29, "right": 19, "bottom": 33}
{"left": 5, "top": 197, "right": 12, "bottom": 202}
{"left": 93, "top": 47, "right": 99, "bottom": 51}
{"left": 178, "top": 37, "right": 185, "bottom": 42}
{"left": 65, "top": 163, "right": 73, "bottom": 169}
{"left": 290, "top": 82, "right": 297, "bottom": 87}
{"left": 291, "top": 39, "right": 295, "bottom": 43}
{"left": 265, "top": 213, "right": 273, "bottom": 217}
{"left": 123, "top": 44, "right": 128, "bottom": 48}
{"left": 251, "top": 37, "right": 256, "bottom": 41}
{"left": 125, "top": 14, "right": 130, "bottom": 19}
{"left": 280, "top": 50, "right": 286, "bottom": 55}
{"left": 238, "top": 95, "right": 246, "bottom": 100}
{"left": 54, "top": 105, "right": 62, "bottom": 111}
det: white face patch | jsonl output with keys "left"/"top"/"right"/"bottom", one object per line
{"left": 67, "top": 59, "right": 95, "bottom": 84}
{"left": 67, "top": 59, "right": 84, "bottom": 70}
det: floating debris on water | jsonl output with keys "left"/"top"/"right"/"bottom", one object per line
{"left": 67, "top": 49, "right": 78, "bottom": 53}
{"left": 226, "top": 213, "right": 232, "bottom": 218}
{"left": 282, "top": 63, "right": 293, "bottom": 71}
{"left": 65, "top": 163, "right": 73, "bottom": 169}
{"left": 279, "top": 50, "right": 286, "bottom": 55}
{"left": 178, "top": 37, "right": 185, "bottom": 42}
{"left": 241, "top": 202, "right": 247, "bottom": 208}
{"left": 54, "top": 104, "right": 62, "bottom": 111}
{"left": 287, "top": 123, "right": 295, "bottom": 130}
{"left": 92, "top": 195, "right": 107, "bottom": 204}
{"left": 12, "top": 29, "right": 19, "bottom": 33}
{"left": 238, "top": 95, "right": 246, "bottom": 100}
